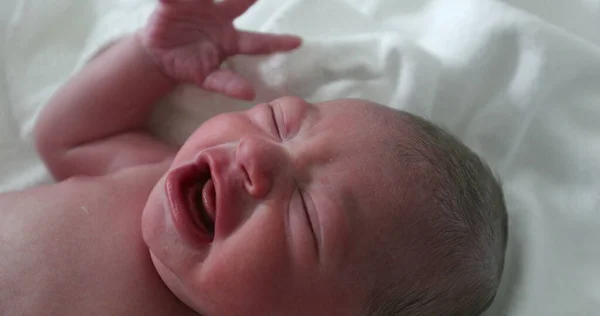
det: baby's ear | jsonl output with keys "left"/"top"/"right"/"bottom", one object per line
{"left": 201, "top": 69, "right": 256, "bottom": 101}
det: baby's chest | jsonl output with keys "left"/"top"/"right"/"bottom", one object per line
{"left": 0, "top": 172, "right": 182, "bottom": 314}
{"left": 0, "top": 176, "right": 145, "bottom": 247}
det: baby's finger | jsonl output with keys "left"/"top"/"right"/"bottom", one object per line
{"left": 218, "top": 0, "right": 257, "bottom": 19}
{"left": 237, "top": 31, "right": 302, "bottom": 55}
{"left": 201, "top": 69, "right": 255, "bottom": 100}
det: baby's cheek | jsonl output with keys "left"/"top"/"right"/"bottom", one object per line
{"left": 192, "top": 208, "right": 293, "bottom": 314}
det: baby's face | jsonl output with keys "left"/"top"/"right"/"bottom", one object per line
{"left": 142, "top": 97, "right": 405, "bottom": 315}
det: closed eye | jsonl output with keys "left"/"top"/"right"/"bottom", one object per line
{"left": 297, "top": 187, "right": 320, "bottom": 254}
{"left": 267, "top": 103, "right": 282, "bottom": 140}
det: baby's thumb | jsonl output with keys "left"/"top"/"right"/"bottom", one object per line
{"left": 201, "top": 69, "right": 256, "bottom": 101}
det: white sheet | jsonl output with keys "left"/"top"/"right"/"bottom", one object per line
{"left": 2, "top": 0, "right": 600, "bottom": 314}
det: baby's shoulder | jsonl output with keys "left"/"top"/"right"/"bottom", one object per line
{"left": 69, "top": 160, "right": 166, "bottom": 189}
{"left": 0, "top": 161, "right": 169, "bottom": 216}
{"left": 0, "top": 161, "right": 187, "bottom": 315}
{"left": 106, "top": 159, "right": 171, "bottom": 189}
{"left": 63, "top": 160, "right": 169, "bottom": 192}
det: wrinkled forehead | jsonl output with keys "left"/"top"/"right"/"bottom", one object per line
{"left": 301, "top": 99, "right": 428, "bottom": 292}
{"left": 310, "top": 99, "right": 406, "bottom": 153}
{"left": 315, "top": 99, "right": 397, "bottom": 131}
{"left": 311, "top": 99, "right": 414, "bottom": 229}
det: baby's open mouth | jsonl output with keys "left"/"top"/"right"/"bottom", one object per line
{"left": 166, "top": 160, "right": 219, "bottom": 244}
{"left": 187, "top": 173, "right": 216, "bottom": 236}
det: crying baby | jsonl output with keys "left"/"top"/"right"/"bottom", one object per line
{"left": 0, "top": 0, "right": 507, "bottom": 315}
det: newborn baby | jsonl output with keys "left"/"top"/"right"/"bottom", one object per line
{"left": 0, "top": 0, "right": 508, "bottom": 315}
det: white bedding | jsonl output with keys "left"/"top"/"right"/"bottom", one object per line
{"left": 2, "top": 0, "right": 600, "bottom": 314}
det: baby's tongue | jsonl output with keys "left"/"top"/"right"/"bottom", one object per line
{"left": 201, "top": 178, "right": 216, "bottom": 221}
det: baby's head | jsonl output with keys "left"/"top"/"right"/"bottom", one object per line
{"left": 142, "top": 97, "right": 508, "bottom": 316}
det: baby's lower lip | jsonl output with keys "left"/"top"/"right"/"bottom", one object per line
{"left": 164, "top": 163, "right": 213, "bottom": 246}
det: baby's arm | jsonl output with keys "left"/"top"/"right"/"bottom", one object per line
{"left": 35, "top": 35, "right": 177, "bottom": 180}
{"left": 34, "top": 0, "right": 301, "bottom": 181}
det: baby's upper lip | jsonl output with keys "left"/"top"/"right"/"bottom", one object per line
{"left": 195, "top": 150, "right": 225, "bottom": 239}
{"left": 165, "top": 160, "right": 214, "bottom": 245}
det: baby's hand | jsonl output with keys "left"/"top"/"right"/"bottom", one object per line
{"left": 140, "top": 0, "right": 302, "bottom": 100}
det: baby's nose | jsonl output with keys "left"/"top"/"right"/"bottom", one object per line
{"left": 236, "top": 135, "right": 284, "bottom": 198}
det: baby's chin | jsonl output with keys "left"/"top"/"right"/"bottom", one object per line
{"left": 141, "top": 172, "right": 208, "bottom": 314}
{"left": 149, "top": 251, "right": 205, "bottom": 313}
{"left": 141, "top": 173, "right": 166, "bottom": 239}
{"left": 141, "top": 174, "right": 174, "bottom": 275}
